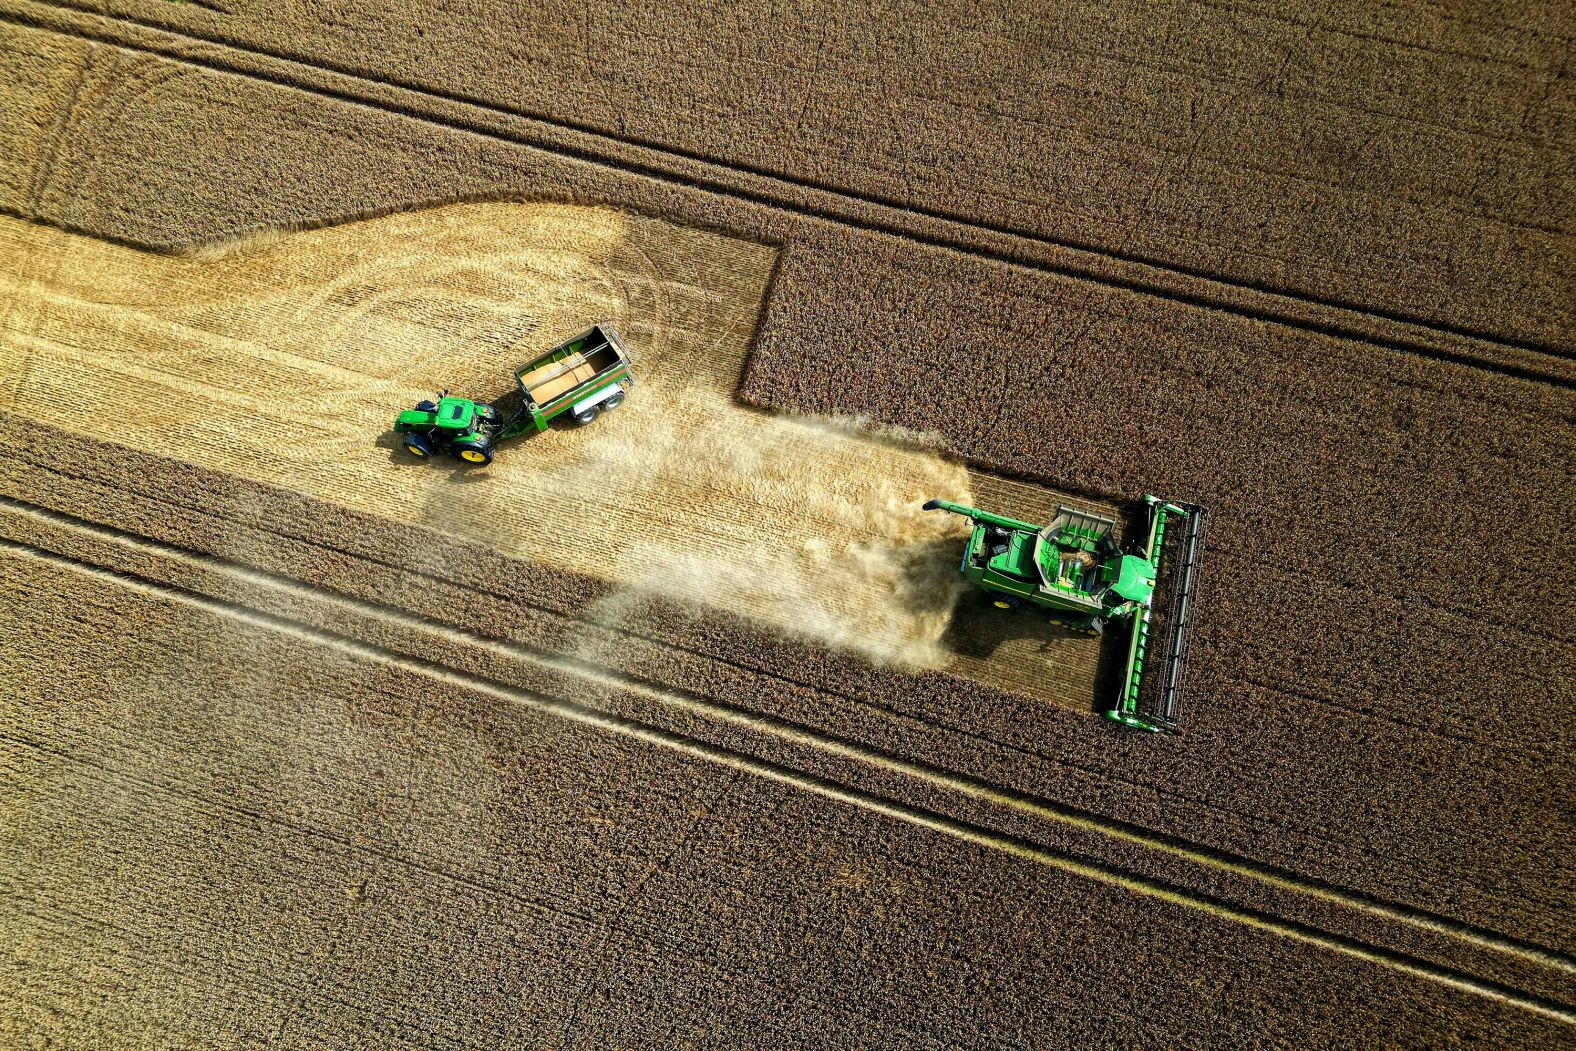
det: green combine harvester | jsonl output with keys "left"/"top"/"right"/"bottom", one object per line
{"left": 393, "top": 323, "right": 632, "bottom": 466}
{"left": 924, "top": 495, "right": 1207, "bottom": 734}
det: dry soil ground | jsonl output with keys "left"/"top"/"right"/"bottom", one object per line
{"left": 0, "top": 1, "right": 1572, "bottom": 1047}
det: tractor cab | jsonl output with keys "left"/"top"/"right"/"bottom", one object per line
{"left": 391, "top": 392, "right": 500, "bottom": 465}
{"left": 393, "top": 394, "right": 479, "bottom": 434}
{"left": 432, "top": 396, "right": 478, "bottom": 431}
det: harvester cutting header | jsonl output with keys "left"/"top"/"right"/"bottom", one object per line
{"left": 924, "top": 495, "right": 1207, "bottom": 733}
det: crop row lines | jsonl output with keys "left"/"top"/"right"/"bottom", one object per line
{"left": 2, "top": 0, "right": 1570, "bottom": 386}
{"left": 2, "top": 500, "right": 1572, "bottom": 1022}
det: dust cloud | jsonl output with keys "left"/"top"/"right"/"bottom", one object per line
{"left": 579, "top": 392, "right": 976, "bottom": 667}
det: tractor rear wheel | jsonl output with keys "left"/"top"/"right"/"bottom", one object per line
{"left": 452, "top": 436, "right": 494, "bottom": 466}
{"left": 475, "top": 404, "right": 501, "bottom": 424}
{"left": 403, "top": 433, "right": 435, "bottom": 459}
{"left": 414, "top": 400, "right": 439, "bottom": 413}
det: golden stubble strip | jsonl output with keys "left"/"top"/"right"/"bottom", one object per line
{"left": 0, "top": 203, "right": 998, "bottom": 670}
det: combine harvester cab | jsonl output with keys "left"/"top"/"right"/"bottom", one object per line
{"left": 924, "top": 495, "right": 1207, "bottom": 734}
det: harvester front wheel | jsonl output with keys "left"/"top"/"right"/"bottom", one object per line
{"left": 403, "top": 433, "right": 435, "bottom": 459}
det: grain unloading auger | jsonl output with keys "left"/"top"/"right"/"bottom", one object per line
{"left": 924, "top": 495, "right": 1207, "bottom": 734}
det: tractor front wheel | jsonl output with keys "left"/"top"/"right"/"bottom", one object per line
{"left": 403, "top": 433, "right": 436, "bottom": 459}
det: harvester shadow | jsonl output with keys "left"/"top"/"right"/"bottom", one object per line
{"left": 941, "top": 591, "right": 1127, "bottom": 718}
{"left": 943, "top": 593, "right": 1085, "bottom": 658}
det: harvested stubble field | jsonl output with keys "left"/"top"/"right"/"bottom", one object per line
{"left": 1, "top": 1, "right": 1573, "bottom": 1047}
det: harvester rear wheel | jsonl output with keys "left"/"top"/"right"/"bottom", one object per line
{"left": 403, "top": 433, "right": 435, "bottom": 459}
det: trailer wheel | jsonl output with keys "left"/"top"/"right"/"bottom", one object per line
{"left": 601, "top": 392, "right": 625, "bottom": 411}
{"left": 403, "top": 433, "right": 435, "bottom": 459}
{"left": 571, "top": 407, "right": 600, "bottom": 426}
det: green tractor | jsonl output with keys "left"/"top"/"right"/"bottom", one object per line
{"left": 393, "top": 324, "right": 633, "bottom": 466}
{"left": 924, "top": 495, "right": 1207, "bottom": 734}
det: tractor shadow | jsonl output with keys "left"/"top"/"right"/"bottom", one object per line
{"left": 375, "top": 431, "right": 493, "bottom": 482}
